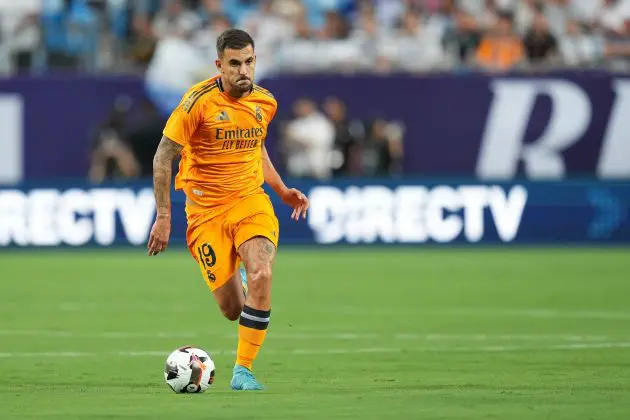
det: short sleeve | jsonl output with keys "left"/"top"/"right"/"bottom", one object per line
{"left": 268, "top": 98, "right": 278, "bottom": 122}
{"left": 162, "top": 92, "right": 203, "bottom": 146}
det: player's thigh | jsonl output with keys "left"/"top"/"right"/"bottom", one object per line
{"left": 187, "top": 219, "right": 238, "bottom": 293}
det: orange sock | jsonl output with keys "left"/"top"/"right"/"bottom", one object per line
{"left": 236, "top": 305, "right": 270, "bottom": 370}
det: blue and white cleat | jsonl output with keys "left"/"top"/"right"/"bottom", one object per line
{"left": 231, "top": 365, "right": 264, "bottom": 391}
{"left": 240, "top": 267, "right": 248, "bottom": 298}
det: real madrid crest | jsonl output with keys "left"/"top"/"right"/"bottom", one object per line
{"left": 255, "top": 106, "right": 263, "bottom": 122}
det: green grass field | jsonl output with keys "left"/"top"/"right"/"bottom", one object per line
{"left": 1, "top": 248, "right": 629, "bottom": 419}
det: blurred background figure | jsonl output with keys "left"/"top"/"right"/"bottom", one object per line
{"left": 360, "top": 118, "right": 396, "bottom": 177}
{"left": 89, "top": 95, "right": 166, "bottom": 184}
{"left": 0, "top": 0, "right": 40, "bottom": 74}
{"left": 474, "top": 11, "right": 524, "bottom": 72}
{"left": 123, "top": 98, "right": 168, "bottom": 178}
{"left": 361, "top": 117, "right": 404, "bottom": 177}
{"left": 281, "top": 97, "right": 335, "bottom": 180}
{"left": 144, "top": 0, "right": 208, "bottom": 116}
{"left": 89, "top": 95, "right": 139, "bottom": 183}
{"left": 322, "top": 96, "right": 363, "bottom": 177}
{"left": 522, "top": 8, "right": 559, "bottom": 69}
{"left": 558, "top": 19, "right": 605, "bottom": 67}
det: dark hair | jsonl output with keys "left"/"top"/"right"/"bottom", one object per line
{"left": 216, "top": 29, "right": 255, "bottom": 57}
{"left": 497, "top": 10, "right": 514, "bottom": 23}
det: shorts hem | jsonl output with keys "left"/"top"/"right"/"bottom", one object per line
{"left": 235, "top": 232, "right": 278, "bottom": 252}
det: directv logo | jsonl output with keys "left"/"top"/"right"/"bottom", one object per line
{"left": 306, "top": 185, "right": 528, "bottom": 244}
{"left": 0, "top": 188, "right": 155, "bottom": 246}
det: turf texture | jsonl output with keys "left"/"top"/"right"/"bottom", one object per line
{"left": 0, "top": 248, "right": 628, "bottom": 419}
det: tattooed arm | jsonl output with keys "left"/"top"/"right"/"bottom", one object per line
{"left": 148, "top": 136, "right": 183, "bottom": 256}
{"left": 262, "top": 145, "right": 309, "bottom": 220}
{"left": 153, "top": 136, "right": 183, "bottom": 217}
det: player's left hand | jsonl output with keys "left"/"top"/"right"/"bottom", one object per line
{"left": 281, "top": 188, "right": 309, "bottom": 221}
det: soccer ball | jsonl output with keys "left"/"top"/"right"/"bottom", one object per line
{"left": 164, "top": 346, "right": 216, "bottom": 393}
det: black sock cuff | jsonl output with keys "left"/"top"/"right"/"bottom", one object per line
{"left": 243, "top": 305, "right": 270, "bottom": 319}
{"left": 239, "top": 305, "right": 270, "bottom": 330}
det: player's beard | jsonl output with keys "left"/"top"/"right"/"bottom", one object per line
{"left": 234, "top": 77, "right": 252, "bottom": 93}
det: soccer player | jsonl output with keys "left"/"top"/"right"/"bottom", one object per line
{"left": 147, "top": 29, "right": 309, "bottom": 391}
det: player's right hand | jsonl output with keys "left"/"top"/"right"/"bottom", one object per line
{"left": 147, "top": 215, "right": 171, "bottom": 256}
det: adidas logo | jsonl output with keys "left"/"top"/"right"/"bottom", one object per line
{"left": 216, "top": 110, "right": 229, "bottom": 121}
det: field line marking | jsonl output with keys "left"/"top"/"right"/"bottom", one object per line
{"left": 0, "top": 330, "right": 615, "bottom": 342}
{"left": 315, "top": 307, "right": 630, "bottom": 320}
{"left": 1, "top": 342, "right": 629, "bottom": 358}
{"left": 3, "top": 303, "right": 629, "bottom": 320}
{"left": 0, "top": 330, "right": 197, "bottom": 339}
{"left": 446, "top": 309, "right": 630, "bottom": 320}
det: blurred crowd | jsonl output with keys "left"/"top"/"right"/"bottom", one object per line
{"left": 2, "top": 0, "right": 630, "bottom": 76}
{"left": 3, "top": 0, "right": 630, "bottom": 183}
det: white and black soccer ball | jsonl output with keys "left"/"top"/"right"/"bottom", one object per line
{"left": 164, "top": 346, "right": 216, "bottom": 393}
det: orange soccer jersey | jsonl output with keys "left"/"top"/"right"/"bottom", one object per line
{"left": 163, "top": 75, "right": 277, "bottom": 216}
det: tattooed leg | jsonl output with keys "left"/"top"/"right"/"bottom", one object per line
{"left": 237, "top": 236, "right": 276, "bottom": 311}
{"left": 232, "top": 236, "right": 276, "bottom": 377}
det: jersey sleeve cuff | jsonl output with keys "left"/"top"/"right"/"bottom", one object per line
{"left": 162, "top": 130, "right": 188, "bottom": 146}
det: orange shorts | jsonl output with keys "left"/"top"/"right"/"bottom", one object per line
{"left": 186, "top": 193, "right": 279, "bottom": 291}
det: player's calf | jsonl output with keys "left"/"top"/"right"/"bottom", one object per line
{"left": 218, "top": 301, "right": 241, "bottom": 321}
{"left": 212, "top": 270, "right": 247, "bottom": 321}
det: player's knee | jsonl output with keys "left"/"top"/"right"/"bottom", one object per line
{"left": 247, "top": 264, "right": 272, "bottom": 294}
